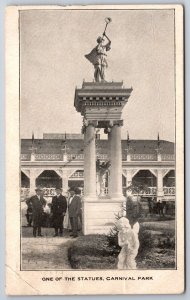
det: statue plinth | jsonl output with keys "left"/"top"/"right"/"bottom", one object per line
{"left": 74, "top": 81, "right": 132, "bottom": 122}
{"left": 74, "top": 81, "right": 133, "bottom": 234}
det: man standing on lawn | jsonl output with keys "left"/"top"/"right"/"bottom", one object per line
{"left": 26, "top": 187, "right": 46, "bottom": 237}
{"left": 51, "top": 187, "right": 67, "bottom": 237}
{"left": 68, "top": 187, "right": 82, "bottom": 238}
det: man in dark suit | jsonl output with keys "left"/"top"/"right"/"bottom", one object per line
{"left": 68, "top": 188, "right": 82, "bottom": 238}
{"left": 75, "top": 188, "right": 82, "bottom": 231}
{"left": 51, "top": 187, "right": 67, "bottom": 237}
{"left": 26, "top": 187, "right": 46, "bottom": 237}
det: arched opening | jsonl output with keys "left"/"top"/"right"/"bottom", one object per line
{"left": 36, "top": 170, "right": 62, "bottom": 188}
{"left": 122, "top": 174, "right": 126, "bottom": 187}
{"left": 132, "top": 170, "right": 156, "bottom": 187}
{"left": 163, "top": 170, "right": 175, "bottom": 187}
{"left": 21, "top": 171, "right": 30, "bottom": 188}
{"left": 68, "top": 170, "right": 84, "bottom": 194}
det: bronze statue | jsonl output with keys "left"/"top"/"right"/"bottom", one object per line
{"left": 85, "top": 18, "right": 112, "bottom": 82}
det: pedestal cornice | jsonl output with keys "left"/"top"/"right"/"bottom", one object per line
{"left": 74, "top": 81, "right": 133, "bottom": 116}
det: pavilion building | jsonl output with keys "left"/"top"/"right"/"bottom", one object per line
{"left": 20, "top": 133, "right": 175, "bottom": 203}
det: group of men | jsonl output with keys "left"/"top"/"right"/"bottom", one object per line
{"left": 26, "top": 187, "right": 82, "bottom": 238}
{"left": 147, "top": 198, "right": 167, "bottom": 216}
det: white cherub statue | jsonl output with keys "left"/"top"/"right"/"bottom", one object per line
{"left": 116, "top": 217, "right": 140, "bottom": 269}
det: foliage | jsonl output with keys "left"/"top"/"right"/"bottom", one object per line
{"left": 68, "top": 219, "right": 176, "bottom": 269}
{"left": 68, "top": 234, "right": 119, "bottom": 269}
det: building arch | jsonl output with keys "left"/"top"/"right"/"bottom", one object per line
{"left": 163, "top": 169, "right": 175, "bottom": 187}
{"left": 21, "top": 171, "right": 30, "bottom": 188}
{"left": 68, "top": 169, "right": 84, "bottom": 191}
{"left": 132, "top": 169, "right": 157, "bottom": 187}
{"left": 35, "top": 170, "right": 62, "bottom": 188}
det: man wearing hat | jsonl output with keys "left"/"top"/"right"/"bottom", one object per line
{"left": 26, "top": 187, "right": 46, "bottom": 237}
{"left": 51, "top": 187, "right": 67, "bottom": 237}
{"left": 68, "top": 187, "right": 82, "bottom": 238}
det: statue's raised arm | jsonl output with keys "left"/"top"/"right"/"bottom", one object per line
{"left": 85, "top": 18, "right": 112, "bottom": 82}
{"left": 102, "top": 32, "right": 111, "bottom": 51}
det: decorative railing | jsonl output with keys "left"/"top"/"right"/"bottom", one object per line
{"left": 130, "top": 154, "right": 157, "bottom": 161}
{"left": 132, "top": 187, "right": 175, "bottom": 196}
{"left": 43, "top": 188, "right": 57, "bottom": 197}
{"left": 161, "top": 154, "right": 175, "bottom": 161}
{"left": 163, "top": 187, "right": 175, "bottom": 195}
{"left": 70, "top": 171, "right": 84, "bottom": 178}
{"left": 21, "top": 153, "right": 110, "bottom": 161}
{"left": 103, "top": 187, "right": 108, "bottom": 194}
{"left": 35, "top": 154, "right": 62, "bottom": 161}
{"left": 20, "top": 186, "right": 175, "bottom": 199}
{"left": 21, "top": 153, "right": 175, "bottom": 162}
{"left": 21, "top": 154, "right": 31, "bottom": 160}
{"left": 132, "top": 187, "right": 157, "bottom": 196}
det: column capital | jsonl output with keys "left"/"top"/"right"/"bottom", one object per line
{"left": 109, "top": 120, "right": 123, "bottom": 127}
{"left": 82, "top": 119, "right": 98, "bottom": 133}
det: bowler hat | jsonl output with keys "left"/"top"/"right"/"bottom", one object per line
{"left": 35, "top": 187, "right": 43, "bottom": 192}
{"left": 55, "top": 186, "right": 62, "bottom": 190}
{"left": 75, "top": 188, "right": 81, "bottom": 195}
{"left": 68, "top": 187, "right": 75, "bottom": 193}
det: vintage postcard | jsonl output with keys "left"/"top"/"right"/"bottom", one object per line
{"left": 6, "top": 4, "right": 184, "bottom": 295}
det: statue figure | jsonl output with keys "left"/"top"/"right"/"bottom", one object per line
{"left": 85, "top": 18, "right": 112, "bottom": 82}
{"left": 116, "top": 217, "right": 140, "bottom": 269}
{"left": 96, "top": 159, "right": 110, "bottom": 196}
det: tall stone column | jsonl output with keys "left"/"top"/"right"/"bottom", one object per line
{"left": 84, "top": 121, "right": 97, "bottom": 199}
{"left": 74, "top": 81, "right": 132, "bottom": 234}
{"left": 109, "top": 121, "right": 124, "bottom": 199}
{"left": 157, "top": 169, "right": 164, "bottom": 201}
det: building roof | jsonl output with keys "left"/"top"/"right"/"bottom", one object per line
{"left": 21, "top": 138, "right": 174, "bottom": 155}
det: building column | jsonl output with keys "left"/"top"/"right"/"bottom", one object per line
{"left": 157, "top": 150, "right": 162, "bottom": 162}
{"left": 109, "top": 121, "right": 124, "bottom": 200}
{"left": 126, "top": 169, "right": 133, "bottom": 188}
{"left": 29, "top": 169, "right": 36, "bottom": 195}
{"left": 157, "top": 169, "right": 164, "bottom": 201}
{"left": 62, "top": 170, "right": 69, "bottom": 195}
{"left": 83, "top": 121, "right": 97, "bottom": 199}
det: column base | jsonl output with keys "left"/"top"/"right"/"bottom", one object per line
{"left": 83, "top": 195, "right": 98, "bottom": 202}
{"left": 109, "top": 194, "right": 126, "bottom": 202}
{"left": 157, "top": 196, "right": 164, "bottom": 202}
{"left": 157, "top": 191, "right": 164, "bottom": 202}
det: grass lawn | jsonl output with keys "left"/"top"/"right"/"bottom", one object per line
{"left": 68, "top": 234, "right": 119, "bottom": 269}
{"left": 68, "top": 220, "right": 175, "bottom": 270}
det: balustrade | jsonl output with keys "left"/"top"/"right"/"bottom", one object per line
{"left": 20, "top": 186, "right": 175, "bottom": 198}
{"left": 21, "top": 152, "right": 175, "bottom": 162}
{"left": 70, "top": 171, "right": 84, "bottom": 178}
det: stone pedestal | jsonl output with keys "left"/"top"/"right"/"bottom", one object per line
{"left": 74, "top": 81, "right": 132, "bottom": 234}
{"left": 82, "top": 199, "right": 124, "bottom": 235}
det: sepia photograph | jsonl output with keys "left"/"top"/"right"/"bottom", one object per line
{"left": 6, "top": 4, "right": 184, "bottom": 295}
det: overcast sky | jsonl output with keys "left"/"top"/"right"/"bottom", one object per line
{"left": 20, "top": 9, "right": 175, "bottom": 141}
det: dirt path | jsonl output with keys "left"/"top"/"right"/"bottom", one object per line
{"left": 21, "top": 227, "right": 77, "bottom": 270}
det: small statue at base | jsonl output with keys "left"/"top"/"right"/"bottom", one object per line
{"left": 116, "top": 217, "right": 140, "bottom": 269}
